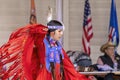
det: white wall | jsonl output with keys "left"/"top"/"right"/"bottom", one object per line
{"left": 0, "top": 0, "right": 120, "bottom": 64}
{"left": 0, "top": 0, "right": 56, "bottom": 46}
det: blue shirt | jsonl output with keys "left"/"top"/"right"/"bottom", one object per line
{"left": 44, "top": 36, "right": 64, "bottom": 72}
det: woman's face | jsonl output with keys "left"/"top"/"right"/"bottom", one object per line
{"left": 52, "top": 29, "right": 63, "bottom": 41}
{"left": 105, "top": 46, "right": 115, "bottom": 56}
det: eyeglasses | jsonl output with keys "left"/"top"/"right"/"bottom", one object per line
{"left": 107, "top": 47, "right": 115, "bottom": 51}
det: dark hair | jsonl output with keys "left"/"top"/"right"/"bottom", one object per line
{"left": 75, "top": 52, "right": 92, "bottom": 67}
{"left": 47, "top": 20, "right": 63, "bottom": 35}
{"left": 47, "top": 20, "right": 62, "bottom": 26}
{"left": 66, "top": 51, "right": 92, "bottom": 67}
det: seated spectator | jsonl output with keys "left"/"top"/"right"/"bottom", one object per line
{"left": 66, "top": 50, "right": 97, "bottom": 80}
{"left": 96, "top": 41, "right": 120, "bottom": 80}
{"left": 66, "top": 51, "right": 94, "bottom": 72}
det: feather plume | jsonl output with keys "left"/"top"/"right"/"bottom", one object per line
{"left": 47, "top": 6, "right": 53, "bottom": 22}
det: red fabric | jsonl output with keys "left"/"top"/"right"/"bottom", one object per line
{"left": 62, "top": 50, "right": 89, "bottom": 80}
{"left": 55, "top": 63, "right": 61, "bottom": 80}
{"left": 0, "top": 24, "right": 90, "bottom": 80}
{"left": 22, "top": 24, "right": 47, "bottom": 80}
{"left": 22, "top": 24, "right": 89, "bottom": 80}
{"left": 0, "top": 24, "right": 32, "bottom": 79}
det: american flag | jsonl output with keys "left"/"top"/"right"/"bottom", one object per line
{"left": 108, "top": 0, "right": 119, "bottom": 47}
{"left": 82, "top": 0, "right": 93, "bottom": 56}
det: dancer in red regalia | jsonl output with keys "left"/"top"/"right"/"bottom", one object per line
{"left": 0, "top": 20, "right": 96, "bottom": 80}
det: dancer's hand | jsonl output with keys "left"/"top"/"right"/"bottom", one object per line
{"left": 43, "top": 28, "right": 48, "bottom": 31}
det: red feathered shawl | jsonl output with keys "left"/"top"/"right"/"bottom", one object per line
{"left": 0, "top": 24, "right": 89, "bottom": 80}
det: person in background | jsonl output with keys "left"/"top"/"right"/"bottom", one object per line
{"left": 66, "top": 50, "right": 97, "bottom": 80}
{"left": 96, "top": 41, "right": 120, "bottom": 80}
{"left": 67, "top": 50, "right": 96, "bottom": 72}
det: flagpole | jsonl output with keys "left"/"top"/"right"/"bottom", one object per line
{"left": 29, "top": 0, "right": 37, "bottom": 24}
{"left": 56, "top": 0, "right": 64, "bottom": 45}
{"left": 56, "top": 0, "right": 63, "bottom": 21}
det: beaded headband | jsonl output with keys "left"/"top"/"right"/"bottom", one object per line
{"left": 48, "top": 25, "right": 65, "bottom": 30}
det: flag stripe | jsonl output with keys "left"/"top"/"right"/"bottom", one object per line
{"left": 108, "top": 27, "right": 114, "bottom": 41}
{"left": 82, "top": 36, "right": 87, "bottom": 53}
